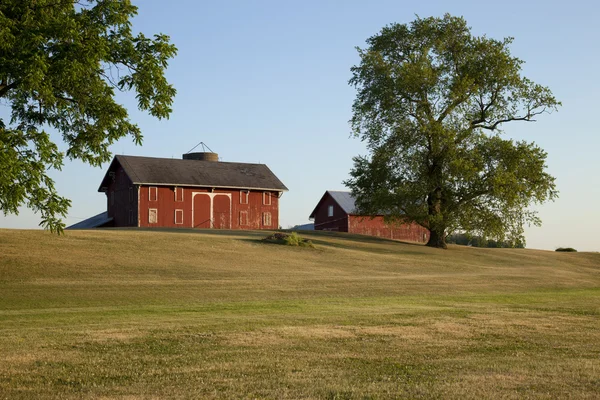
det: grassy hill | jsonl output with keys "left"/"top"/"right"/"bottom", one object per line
{"left": 1, "top": 229, "right": 599, "bottom": 399}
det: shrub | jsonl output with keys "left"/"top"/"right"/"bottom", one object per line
{"left": 283, "top": 232, "right": 301, "bottom": 246}
{"left": 446, "top": 233, "right": 525, "bottom": 248}
{"left": 262, "top": 232, "right": 314, "bottom": 248}
{"left": 556, "top": 247, "right": 577, "bottom": 252}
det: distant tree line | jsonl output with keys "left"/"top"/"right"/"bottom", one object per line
{"left": 446, "top": 233, "right": 525, "bottom": 248}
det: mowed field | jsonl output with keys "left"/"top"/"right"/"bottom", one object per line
{"left": 0, "top": 229, "right": 599, "bottom": 399}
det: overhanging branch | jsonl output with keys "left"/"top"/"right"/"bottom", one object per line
{"left": 471, "top": 107, "right": 548, "bottom": 131}
{"left": 0, "top": 81, "right": 20, "bottom": 98}
{"left": 476, "top": 116, "right": 534, "bottom": 130}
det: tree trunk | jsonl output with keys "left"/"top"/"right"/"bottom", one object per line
{"left": 426, "top": 185, "right": 447, "bottom": 249}
{"left": 426, "top": 228, "right": 447, "bottom": 249}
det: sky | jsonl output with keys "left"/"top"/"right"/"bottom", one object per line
{"left": 2, "top": 0, "right": 599, "bottom": 252}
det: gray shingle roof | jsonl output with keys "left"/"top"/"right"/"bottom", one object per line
{"left": 327, "top": 191, "right": 357, "bottom": 214}
{"left": 99, "top": 155, "right": 288, "bottom": 192}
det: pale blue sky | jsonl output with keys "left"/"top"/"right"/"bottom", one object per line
{"left": 2, "top": 0, "right": 599, "bottom": 251}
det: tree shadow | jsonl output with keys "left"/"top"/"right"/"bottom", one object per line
{"left": 107, "top": 227, "right": 430, "bottom": 256}
{"left": 280, "top": 229, "right": 429, "bottom": 256}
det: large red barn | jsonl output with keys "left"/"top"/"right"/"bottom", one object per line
{"left": 75, "top": 152, "right": 288, "bottom": 229}
{"left": 309, "top": 191, "right": 429, "bottom": 243}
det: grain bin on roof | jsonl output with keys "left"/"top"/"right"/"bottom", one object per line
{"left": 182, "top": 152, "right": 219, "bottom": 161}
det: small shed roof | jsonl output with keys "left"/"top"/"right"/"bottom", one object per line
{"left": 66, "top": 211, "right": 113, "bottom": 229}
{"left": 99, "top": 155, "right": 288, "bottom": 192}
{"left": 309, "top": 190, "right": 357, "bottom": 219}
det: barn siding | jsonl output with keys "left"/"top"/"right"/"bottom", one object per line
{"left": 312, "top": 194, "right": 349, "bottom": 232}
{"left": 136, "top": 185, "right": 280, "bottom": 229}
{"left": 348, "top": 215, "right": 429, "bottom": 243}
{"left": 311, "top": 192, "right": 429, "bottom": 243}
{"left": 106, "top": 165, "right": 136, "bottom": 227}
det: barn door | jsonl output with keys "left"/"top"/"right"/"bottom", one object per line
{"left": 213, "top": 194, "right": 231, "bottom": 229}
{"left": 193, "top": 194, "right": 211, "bottom": 228}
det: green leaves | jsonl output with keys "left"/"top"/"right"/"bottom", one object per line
{"left": 347, "top": 14, "right": 559, "bottom": 248}
{"left": 0, "top": 126, "right": 70, "bottom": 233}
{"left": 0, "top": 0, "right": 177, "bottom": 233}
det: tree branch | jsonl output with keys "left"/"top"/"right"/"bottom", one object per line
{"left": 469, "top": 87, "right": 500, "bottom": 127}
{"left": 437, "top": 92, "right": 470, "bottom": 123}
{"left": 0, "top": 81, "right": 20, "bottom": 98}
{"left": 55, "top": 94, "right": 77, "bottom": 104}
{"left": 474, "top": 106, "right": 548, "bottom": 130}
{"left": 476, "top": 116, "right": 535, "bottom": 131}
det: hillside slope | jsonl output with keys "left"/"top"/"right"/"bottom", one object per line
{"left": 1, "top": 229, "right": 599, "bottom": 399}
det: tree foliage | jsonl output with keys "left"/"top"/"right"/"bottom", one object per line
{"left": 346, "top": 14, "right": 559, "bottom": 248}
{"left": 0, "top": 0, "right": 177, "bottom": 232}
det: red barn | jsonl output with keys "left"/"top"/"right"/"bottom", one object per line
{"left": 309, "top": 191, "right": 429, "bottom": 243}
{"left": 87, "top": 152, "right": 287, "bottom": 229}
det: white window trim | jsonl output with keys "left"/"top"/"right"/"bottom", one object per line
{"left": 240, "top": 190, "right": 249, "bottom": 204}
{"left": 175, "top": 187, "right": 184, "bottom": 202}
{"left": 239, "top": 210, "right": 248, "bottom": 226}
{"left": 263, "top": 212, "right": 272, "bottom": 227}
{"left": 175, "top": 209, "right": 183, "bottom": 225}
{"left": 149, "top": 208, "right": 158, "bottom": 224}
{"left": 328, "top": 205, "right": 334, "bottom": 217}
{"left": 149, "top": 186, "right": 158, "bottom": 201}
{"left": 263, "top": 191, "right": 271, "bottom": 205}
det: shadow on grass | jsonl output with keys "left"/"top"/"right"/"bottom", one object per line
{"left": 288, "top": 229, "right": 431, "bottom": 254}
{"left": 288, "top": 229, "right": 424, "bottom": 246}
{"left": 240, "top": 229, "right": 430, "bottom": 256}
{"left": 96, "top": 227, "right": 430, "bottom": 255}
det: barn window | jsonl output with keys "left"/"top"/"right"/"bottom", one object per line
{"left": 175, "top": 209, "right": 183, "bottom": 225}
{"left": 262, "top": 212, "right": 271, "bottom": 227}
{"left": 175, "top": 187, "right": 183, "bottom": 202}
{"left": 263, "top": 192, "right": 271, "bottom": 205}
{"left": 149, "top": 208, "right": 158, "bottom": 224}
{"left": 240, "top": 190, "right": 249, "bottom": 204}
{"left": 239, "top": 211, "right": 248, "bottom": 226}
{"left": 149, "top": 186, "right": 158, "bottom": 201}
{"left": 129, "top": 187, "right": 133, "bottom": 202}
{"left": 128, "top": 209, "right": 134, "bottom": 225}
{"left": 328, "top": 205, "right": 334, "bottom": 217}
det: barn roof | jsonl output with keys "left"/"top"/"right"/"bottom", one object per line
{"left": 309, "top": 190, "right": 357, "bottom": 219}
{"left": 328, "top": 191, "right": 357, "bottom": 214}
{"left": 99, "top": 155, "right": 288, "bottom": 192}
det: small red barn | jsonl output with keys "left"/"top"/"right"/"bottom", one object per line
{"left": 93, "top": 152, "right": 287, "bottom": 229}
{"left": 309, "top": 191, "right": 429, "bottom": 243}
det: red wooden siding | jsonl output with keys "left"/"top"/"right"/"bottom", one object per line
{"left": 348, "top": 216, "right": 429, "bottom": 243}
{"left": 136, "top": 186, "right": 280, "bottom": 229}
{"left": 193, "top": 194, "right": 211, "bottom": 228}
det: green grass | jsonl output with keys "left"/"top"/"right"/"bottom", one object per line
{"left": 0, "top": 228, "right": 599, "bottom": 399}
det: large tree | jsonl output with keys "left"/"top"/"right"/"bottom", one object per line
{"left": 346, "top": 14, "right": 559, "bottom": 249}
{"left": 0, "top": 0, "right": 177, "bottom": 232}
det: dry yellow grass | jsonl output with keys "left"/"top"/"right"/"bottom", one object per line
{"left": 0, "top": 228, "right": 599, "bottom": 399}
